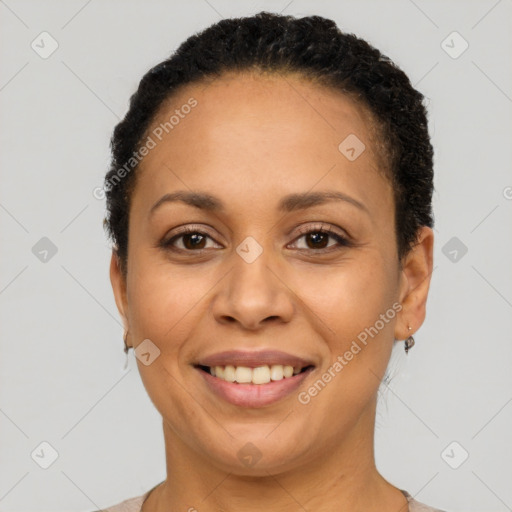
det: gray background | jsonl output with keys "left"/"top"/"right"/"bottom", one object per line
{"left": 1, "top": 0, "right": 511, "bottom": 511}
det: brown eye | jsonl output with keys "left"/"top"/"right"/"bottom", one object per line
{"left": 180, "top": 233, "right": 207, "bottom": 250}
{"left": 290, "top": 224, "right": 352, "bottom": 252}
{"left": 303, "top": 232, "right": 330, "bottom": 249}
{"left": 161, "top": 226, "right": 221, "bottom": 252}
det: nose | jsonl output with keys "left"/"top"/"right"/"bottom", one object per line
{"left": 211, "top": 248, "right": 295, "bottom": 331}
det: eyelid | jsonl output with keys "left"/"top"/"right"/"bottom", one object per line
{"left": 160, "top": 221, "right": 353, "bottom": 252}
{"left": 292, "top": 222, "right": 349, "bottom": 240}
{"left": 165, "top": 223, "right": 217, "bottom": 238}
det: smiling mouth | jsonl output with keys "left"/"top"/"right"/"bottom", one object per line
{"left": 196, "top": 364, "right": 314, "bottom": 385}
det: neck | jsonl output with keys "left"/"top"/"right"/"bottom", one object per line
{"left": 144, "top": 397, "right": 408, "bottom": 512}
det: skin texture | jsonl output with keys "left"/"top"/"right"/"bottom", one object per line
{"left": 110, "top": 72, "right": 434, "bottom": 512}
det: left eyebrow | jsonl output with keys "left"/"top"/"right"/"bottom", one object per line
{"left": 277, "top": 191, "right": 369, "bottom": 214}
{"left": 149, "top": 189, "right": 369, "bottom": 217}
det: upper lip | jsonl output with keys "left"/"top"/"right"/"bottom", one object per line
{"left": 196, "top": 350, "right": 315, "bottom": 369}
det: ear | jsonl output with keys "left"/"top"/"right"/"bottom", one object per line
{"left": 109, "top": 249, "right": 129, "bottom": 335}
{"left": 395, "top": 226, "right": 434, "bottom": 340}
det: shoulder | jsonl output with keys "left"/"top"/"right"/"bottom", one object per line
{"left": 93, "top": 486, "right": 447, "bottom": 512}
{"left": 90, "top": 480, "right": 164, "bottom": 512}
{"left": 90, "top": 490, "right": 151, "bottom": 512}
{"left": 402, "top": 490, "right": 448, "bottom": 512}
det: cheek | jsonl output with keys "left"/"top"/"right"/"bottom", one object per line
{"left": 293, "top": 265, "right": 397, "bottom": 438}
{"left": 127, "top": 266, "right": 206, "bottom": 344}
{"left": 298, "top": 252, "right": 398, "bottom": 400}
{"left": 126, "top": 240, "right": 398, "bottom": 350}
{"left": 294, "top": 255, "right": 397, "bottom": 346}
{"left": 125, "top": 261, "right": 210, "bottom": 425}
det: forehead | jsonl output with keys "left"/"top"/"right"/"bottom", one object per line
{"left": 132, "top": 71, "right": 391, "bottom": 219}
{"left": 149, "top": 71, "right": 374, "bottom": 159}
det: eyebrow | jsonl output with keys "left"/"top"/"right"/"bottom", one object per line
{"left": 149, "top": 190, "right": 369, "bottom": 217}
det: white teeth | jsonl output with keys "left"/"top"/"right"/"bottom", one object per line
{"left": 252, "top": 366, "right": 271, "bottom": 384}
{"left": 283, "top": 365, "right": 294, "bottom": 378}
{"left": 224, "top": 365, "right": 236, "bottom": 382}
{"left": 234, "top": 366, "right": 253, "bottom": 383}
{"left": 207, "top": 364, "right": 306, "bottom": 384}
{"left": 270, "top": 364, "right": 284, "bottom": 381}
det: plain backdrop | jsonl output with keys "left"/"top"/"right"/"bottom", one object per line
{"left": 1, "top": 1, "right": 511, "bottom": 511}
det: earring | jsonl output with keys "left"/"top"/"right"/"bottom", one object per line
{"left": 123, "top": 330, "right": 130, "bottom": 354}
{"left": 123, "top": 330, "right": 131, "bottom": 370}
{"left": 404, "top": 326, "right": 415, "bottom": 355}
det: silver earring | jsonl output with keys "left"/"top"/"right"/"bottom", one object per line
{"left": 404, "top": 326, "right": 415, "bottom": 354}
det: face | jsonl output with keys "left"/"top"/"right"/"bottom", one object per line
{"left": 110, "top": 71, "right": 433, "bottom": 475}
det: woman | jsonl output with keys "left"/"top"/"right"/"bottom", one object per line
{"left": 99, "top": 11, "right": 443, "bottom": 512}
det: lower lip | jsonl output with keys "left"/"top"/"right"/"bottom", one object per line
{"left": 197, "top": 367, "right": 314, "bottom": 408}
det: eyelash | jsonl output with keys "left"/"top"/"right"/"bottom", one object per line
{"left": 160, "top": 223, "right": 352, "bottom": 254}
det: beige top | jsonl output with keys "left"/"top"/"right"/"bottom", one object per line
{"left": 98, "top": 482, "right": 447, "bottom": 512}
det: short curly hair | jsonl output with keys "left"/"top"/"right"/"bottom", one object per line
{"left": 103, "top": 11, "right": 434, "bottom": 277}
